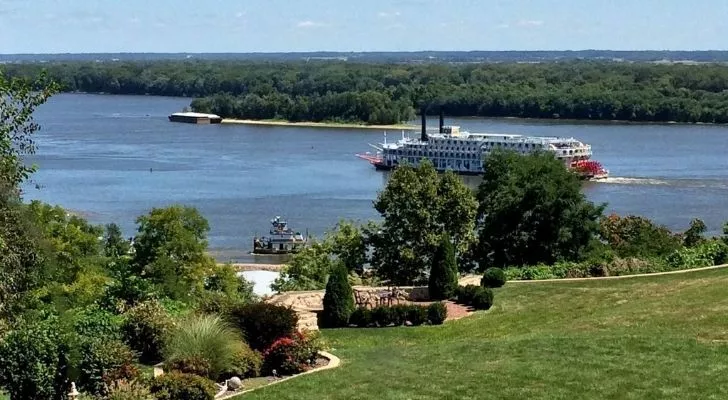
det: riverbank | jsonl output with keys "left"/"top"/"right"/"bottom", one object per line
{"left": 221, "top": 118, "right": 417, "bottom": 130}
{"left": 227, "top": 263, "right": 287, "bottom": 272}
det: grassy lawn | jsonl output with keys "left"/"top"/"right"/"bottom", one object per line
{"left": 242, "top": 268, "right": 728, "bottom": 399}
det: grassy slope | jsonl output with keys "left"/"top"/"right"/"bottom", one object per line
{"left": 244, "top": 268, "right": 728, "bottom": 400}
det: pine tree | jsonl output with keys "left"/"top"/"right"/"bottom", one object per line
{"left": 321, "top": 263, "right": 355, "bottom": 328}
{"left": 429, "top": 234, "right": 459, "bottom": 300}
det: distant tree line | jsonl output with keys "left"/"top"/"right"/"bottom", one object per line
{"left": 6, "top": 60, "right": 728, "bottom": 124}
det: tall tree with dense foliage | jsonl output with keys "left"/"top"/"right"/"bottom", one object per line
{"left": 131, "top": 205, "right": 215, "bottom": 300}
{"left": 371, "top": 160, "right": 477, "bottom": 285}
{"left": 476, "top": 150, "right": 605, "bottom": 268}
{"left": 428, "top": 235, "right": 459, "bottom": 300}
{"left": 321, "top": 262, "right": 355, "bottom": 328}
{"left": 328, "top": 220, "right": 368, "bottom": 275}
{"left": 0, "top": 72, "right": 57, "bottom": 320}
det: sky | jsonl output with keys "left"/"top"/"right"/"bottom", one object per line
{"left": 1, "top": 0, "right": 727, "bottom": 53}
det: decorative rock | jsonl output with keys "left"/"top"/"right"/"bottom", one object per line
{"left": 227, "top": 377, "right": 243, "bottom": 391}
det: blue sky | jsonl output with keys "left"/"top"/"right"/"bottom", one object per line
{"left": 1, "top": 0, "right": 726, "bottom": 53}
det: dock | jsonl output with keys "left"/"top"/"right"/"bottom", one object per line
{"left": 168, "top": 112, "right": 222, "bottom": 124}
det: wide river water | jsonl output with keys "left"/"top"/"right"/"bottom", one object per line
{"left": 23, "top": 94, "right": 728, "bottom": 263}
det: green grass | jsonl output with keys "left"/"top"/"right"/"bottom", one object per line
{"left": 241, "top": 268, "right": 728, "bottom": 399}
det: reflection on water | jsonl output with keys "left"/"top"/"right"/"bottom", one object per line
{"left": 239, "top": 271, "right": 280, "bottom": 296}
{"left": 22, "top": 94, "right": 728, "bottom": 262}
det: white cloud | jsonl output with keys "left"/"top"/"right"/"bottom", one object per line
{"left": 235, "top": 11, "right": 245, "bottom": 18}
{"left": 378, "top": 11, "right": 401, "bottom": 18}
{"left": 517, "top": 19, "right": 544, "bottom": 27}
{"left": 129, "top": 17, "right": 141, "bottom": 24}
{"left": 296, "top": 20, "right": 326, "bottom": 28}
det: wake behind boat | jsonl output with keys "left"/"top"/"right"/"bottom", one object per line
{"left": 357, "top": 109, "right": 609, "bottom": 181}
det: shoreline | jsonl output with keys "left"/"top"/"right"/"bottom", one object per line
{"left": 226, "top": 263, "right": 287, "bottom": 272}
{"left": 221, "top": 118, "right": 417, "bottom": 130}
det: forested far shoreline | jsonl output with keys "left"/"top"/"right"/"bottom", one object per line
{"left": 5, "top": 60, "right": 728, "bottom": 125}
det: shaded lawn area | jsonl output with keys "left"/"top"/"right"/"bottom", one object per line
{"left": 242, "top": 268, "right": 728, "bottom": 400}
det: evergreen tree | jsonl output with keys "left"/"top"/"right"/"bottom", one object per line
{"left": 321, "top": 263, "right": 355, "bottom": 328}
{"left": 428, "top": 235, "right": 459, "bottom": 300}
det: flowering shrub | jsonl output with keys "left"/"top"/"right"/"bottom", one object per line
{"left": 262, "top": 331, "right": 322, "bottom": 375}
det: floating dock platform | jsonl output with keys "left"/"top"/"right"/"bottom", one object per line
{"left": 168, "top": 112, "right": 222, "bottom": 124}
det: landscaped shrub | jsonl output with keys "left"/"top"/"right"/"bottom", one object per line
{"left": 121, "top": 300, "right": 173, "bottom": 364}
{"left": 78, "top": 338, "right": 139, "bottom": 396}
{"left": 106, "top": 380, "right": 154, "bottom": 400}
{"left": 455, "top": 285, "right": 494, "bottom": 310}
{"left": 228, "top": 302, "right": 298, "bottom": 351}
{"left": 149, "top": 372, "right": 217, "bottom": 400}
{"left": 427, "top": 302, "right": 448, "bottom": 325}
{"left": 168, "top": 356, "right": 212, "bottom": 378}
{"left": 428, "top": 234, "right": 459, "bottom": 300}
{"left": 220, "top": 343, "right": 263, "bottom": 379}
{"left": 164, "top": 314, "right": 245, "bottom": 380}
{"left": 404, "top": 305, "right": 429, "bottom": 326}
{"left": 0, "top": 316, "right": 71, "bottom": 400}
{"left": 371, "top": 305, "right": 395, "bottom": 326}
{"left": 471, "top": 287, "right": 494, "bottom": 310}
{"left": 348, "top": 307, "right": 373, "bottom": 327}
{"left": 262, "top": 331, "right": 322, "bottom": 375}
{"left": 481, "top": 268, "right": 506, "bottom": 288}
{"left": 321, "top": 263, "right": 355, "bottom": 328}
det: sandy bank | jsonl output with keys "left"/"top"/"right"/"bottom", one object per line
{"left": 225, "top": 263, "right": 287, "bottom": 272}
{"left": 221, "top": 118, "right": 417, "bottom": 130}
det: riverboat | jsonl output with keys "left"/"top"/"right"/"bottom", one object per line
{"left": 252, "top": 216, "right": 308, "bottom": 255}
{"left": 356, "top": 110, "right": 609, "bottom": 180}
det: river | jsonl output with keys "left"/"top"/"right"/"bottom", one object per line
{"left": 22, "top": 93, "right": 728, "bottom": 263}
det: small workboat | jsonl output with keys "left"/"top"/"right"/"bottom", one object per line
{"left": 252, "top": 216, "right": 308, "bottom": 255}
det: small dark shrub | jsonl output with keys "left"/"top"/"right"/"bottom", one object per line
{"left": 405, "top": 305, "right": 429, "bottom": 326}
{"left": 78, "top": 338, "right": 139, "bottom": 396}
{"left": 228, "top": 303, "right": 298, "bottom": 351}
{"left": 321, "top": 263, "right": 355, "bottom": 328}
{"left": 221, "top": 344, "right": 263, "bottom": 379}
{"left": 370, "top": 306, "right": 394, "bottom": 326}
{"left": 262, "top": 331, "right": 322, "bottom": 375}
{"left": 121, "top": 300, "right": 173, "bottom": 364}
{"left": 471, "top": 287, "right": 494, "bottom": 310}
{"left": 167, "top": 356, "right": 212, "bottom": 378}
{"left": 149, "top": 372, "right": 216, "bottom": 400}
{"left": 455, "top": 285, "right": 480, "bottom": 305}
{"left": 348, "top": 308, "right": 373, "bottom": 327}
{"left": 481, "top": 268, "right": 506, "bottom": 288}
{"left": 427, "top": 302, "right": 447, "bottom": 325}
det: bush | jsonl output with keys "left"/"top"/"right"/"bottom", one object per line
{"left": 471, "top": 287, "right": 494, "bottom": 310}
{"left": 106, "top": 380, "right": 154, "bottom": 400}
{"left": 481, "top": 268, "right": 506, "bottom": 288}
{"left": 121, "top": 300, "right": 173, "bottom": 364}
{"left": 165, "top": 314, "right": 246, "bottom": 380}
{"left": 72, "top": 305, "right": 124, "bottom": 340}
{"left": 78, "top": 338, "right": 139, "bottom": 396}
{"left": 348, "top": 307, "right": 373, "bottom": 327}
{"left": 0, "top": 316, "right": 71, "bottom": 400}
{"left": 404, "top": 305, "right": 429, "bottom": 326}
{"left": 427, "top": 302, "right": 448, "bottom": 325}
{"left": 262, "top": 331, "right": 322, "bottom": 375}
{"left": 370, "top": 306, "right": 394, "bottom": 327}
{"left": 149, "top": 372, "right": 217, "bottom": 400}
{"left": 321, "top": 263, "right": 355, "bottom": 328}
{"left": 228, "top": 302, "right": 298, "bottom": 351}
{"left": 221, "top": 343, "right": 263, "bottom": 379}
{"left": 168, "top": 356, "right": 212, "bottom": 378}
{"left": 455, "top": 285, "right": 494, "bottom": 310}
{"left": 428, "top": 235, "right": 459, "bottom": 300}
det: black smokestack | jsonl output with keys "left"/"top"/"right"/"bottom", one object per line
{"left": 439, "top": 107, "right": 444, "bottom": 133}
{"left": 421, "top": 107, "right": 428, "bottom": 142}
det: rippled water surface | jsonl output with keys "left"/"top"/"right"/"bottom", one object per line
{"left": 24, "top": 94, "right": 728, "bottom": 262}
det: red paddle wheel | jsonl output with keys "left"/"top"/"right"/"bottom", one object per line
{"left": 570, "top": 160, "right": 609, "bottom": 180}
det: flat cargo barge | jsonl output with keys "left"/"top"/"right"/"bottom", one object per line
{"left": 169, "top": 112, "right": 222, "bottom": 124}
